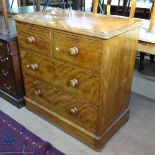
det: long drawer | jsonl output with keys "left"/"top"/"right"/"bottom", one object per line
{"left": 53, "top": 32, "right": 102, "bottom": 73}
{"left": 24, "top": 75, "right": 97, "bottom": 133}
{"left": 16, "top": 23, "right": 51, "bottom": 56}
{"left": 20, "top": 50, "right": 100, "bottom": 105}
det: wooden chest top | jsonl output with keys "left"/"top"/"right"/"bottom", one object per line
{"left": 13, "top": 8, "right": 141, "bottom": 39}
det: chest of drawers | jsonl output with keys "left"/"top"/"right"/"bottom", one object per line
{"left": 0, "top": 16, "right": 24, "bottom": 108}
{"left": 14, "top": 9, "right": 141, "bottom": 150}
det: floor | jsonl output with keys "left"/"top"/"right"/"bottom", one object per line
{"left": 0, "top": 59, "right": 155, "bottom": 155}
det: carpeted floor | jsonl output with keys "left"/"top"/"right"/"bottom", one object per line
{"left": 0, "top": 110, "right": 64, "bottom": 155}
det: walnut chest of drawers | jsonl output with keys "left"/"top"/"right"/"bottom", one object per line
{"left": 0, "top": 16, "right": 24, "bottom": 108}
{"left": 14, "top": 9, "right": 141, "bottom": 150}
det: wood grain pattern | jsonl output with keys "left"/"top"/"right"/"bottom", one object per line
{"left": 24, "top": 74, "right": 97, "bottom": 133}
{"left": 15, "top": 9, "right": 141, "bottom": 150}
{"left": 14, "top": 8, "right": 142, "bottom": 39}
{"left": 25, "top": 96, "right": 129, "bottom": 150}
{"left": 16, "top": 23, "right": 52, "bottom": 56}
{"left": 129, "top": 0, "right": 137, "bottom": 18}
{"left": 148, "top": 2, "right": 155, "bottom": 32}
{"left": 53, "top": 31, "right": 102, "bottom": 73}
{"left": 0, "top": 19, "right": 24, "bottom": 107}
{"left": 20, "top": 50, "right": 100, "bottom": 104}
{"left": 98, "top": 28, "right": 139, "bottom": 135}
{"left": 93, "top": 0, "right": 98, "bottom": 14}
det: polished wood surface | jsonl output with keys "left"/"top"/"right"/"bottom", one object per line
{"left": 53, "top": 31, "right": 102, "bottom": 73}
{"left": 24, "top": 75, "right": 97, "bottom": 133}
{"left": 93, "top": 0, "right": 98, "bottom": 14}
{"left": 129, "top": 0, "right": 137, "bottom": 18}
{"left": 16, "top": 23, "right": 51, "bottom": 56}
{"left": 0, "top": 17, "right": 24, "bottom": 108}
{"left": 148, "top": 2, "right": 155, "bottom": 32}
{"left": 99, "top": 28, "right": 139, "bottom": 134}
{"left": 20, "top": 50, "right": 100, "bottom": 104}
{"left": 14, "top": 8, "right": 141, "bottom": 39}
{"left": 15, "top": 8, "right": 141, "bottom": 150}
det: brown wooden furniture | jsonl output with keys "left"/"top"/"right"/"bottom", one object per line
{"left": 14, "top": 6, "right": 141, "bottom": 150}
{"left": 0, "top": 15, "right": 24, "bottom": 108}
{"left": 138, "top": 2, "right": 155, "bottom": 70}
{"left": 0, "top": 0, "right": 24, "bottom": 107}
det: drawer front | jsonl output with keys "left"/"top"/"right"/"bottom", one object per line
{"left": 0, "top": 40, "right": 7, "bottom": 52}
{"left": 53, "top": 32, "right": 102, "bottom": 73}
{"left": 21, "top": 50, "right": 100, "bottom": 104}
{"left": 0, "top": 66, "right": 14, "bottom": 80}
{"left": 0, "top": 77, "right": 17, "bottom": 97}
{"left": 0, "top": 52, "right": 12, "bottom": 67}
{"left": 138, "top": 41, "right": 155, "bottom": 55}
{"left": 16, "top": 23, "right": 51, "bottom": 56}
{"left": 24, "top": 75, "right": 97, "bottom": 133}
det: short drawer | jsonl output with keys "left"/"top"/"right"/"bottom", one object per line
{"left": 0, "top": 52, "right": 12, "bottom": 67}
{"left": 0, "top": 40, "right": 7, "bottom": 52}
{"left": 24, "top": 75, "right": 97, "bottom": 133}
{"left": 53, "top": 32, "right": 102, "bottom": 73}
{"left": 0, "top": 66, "right": 14, "bottom": 80}
{"left": 21, "top": 50, "right": 100, "bottom": 104}
{"left": 16, "top": 23, "right": 51, "bottom": 56}
{"left": 0, "top": 77, "right": 17, "bottom": 97}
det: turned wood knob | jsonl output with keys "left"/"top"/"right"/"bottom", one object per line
{"left": 70, "top": 107, "right": 78, "bottom": 115}
{"left": 27, "top": 63, "right": 39, "bottom": 70}
{"left": 55, "top": 47, "right": 60, "bottom": 51}
{"left": 27, "top": 36, "right": 35, "bottom": 43}
{"left": 70, "top": 79, "right": 78, "bottom": 87}
{"left": 69, "top": 47, "right": 79, "bottom": 56}
{"left": 34, "top": 89, "right": 41, "bottom": 96}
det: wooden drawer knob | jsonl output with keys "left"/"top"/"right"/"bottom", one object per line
{"left": 55, "top": 47, "right": 60, "bottom": 51}
{"left": 70, "top": 107, "right": 78, "bottom": 115}
{"left": 69, "top": 47, "right": 79, "bottom": 56}
{"left": 4, "top": 83, "right": 11, "bottom": 90}
{"left": 27, "top": 36, "right": 35, "bottom": 43}
{"left": 70, "top": 79, "right": 78, "bottom": 87}
{"left": 34, "top": 89, "right": 41, "bottom": 96}
{"left": 27, "top": 63, "right": 39, "bottom": 70}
